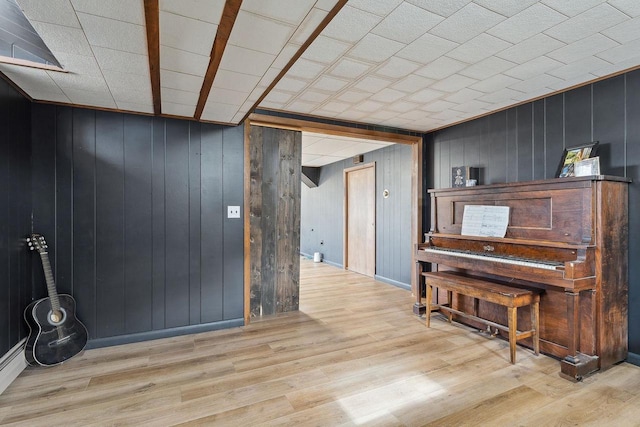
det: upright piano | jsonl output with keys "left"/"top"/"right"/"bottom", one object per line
{"left": 415, "top": 176, "right": 630, "bottom": 379}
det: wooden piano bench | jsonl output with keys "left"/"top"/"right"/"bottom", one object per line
{"left": 422, "top": 271, "right": 540, "bottom": 364}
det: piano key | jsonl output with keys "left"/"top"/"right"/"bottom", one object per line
{"left": 423, "top": 247, "right": 563, "bottom": 270}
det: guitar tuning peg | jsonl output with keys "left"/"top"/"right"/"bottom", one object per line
{"left": 26, "top": 237, "right": 31, "bottom": 242}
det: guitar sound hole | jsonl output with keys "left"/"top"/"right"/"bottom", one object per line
{"left": 48, "top": 308, "right": 67, "bottom": 326}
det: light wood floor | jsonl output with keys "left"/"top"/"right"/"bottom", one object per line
{"left": 2, "top": 259, "right": 640, "bottom": 426}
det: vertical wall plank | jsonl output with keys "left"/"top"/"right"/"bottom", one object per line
{"left": 517, "top": 104, "right": 533, "bottom": 181}
{"left": 164, "top": 119, "right": 190, "bottom": 328}
{"left": 260, "top": 128, "right": 278, "bottom": 315}
{"left": 72, "top": 108, "right": 96, "bottom": 339}
{"left": 593, "top": 75, "right": 625, "bottom": 177}
{"left": 488, "top": 111, "right": 507, "bottom": 184}
{"left": 189, "top": 123, "right": 202, "bottom": 325}
{"left": 55, "top": 107, "right": 73, "bottom": 296}
{"left": 564, "top": 85, "right": 592, "bottom": 148}
{"left": 249, "top": 126, "right": 263, "bottom": 317}
{"left": 545, "top": 94, "right": 564, "bottom": 177}
{"left": 506, "top": 109, "right": 518, "bottom": 182}
{"left": 95, "top": 112, "right": 125, "bottom": 337}
{"left": 124, "top": 115, "right": 153, "bottom": 334}
{"left": 533, "top": 100, "right": 545, "bottom": 180}
{"left": 151, "top": 118, "right": 165, "bottom": 330}
{"left": 201, "top": 124, "right": 223, "bottom": 322}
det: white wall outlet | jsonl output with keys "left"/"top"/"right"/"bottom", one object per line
{"left": 227, "top": 206, "right": 241, "bottom": 218}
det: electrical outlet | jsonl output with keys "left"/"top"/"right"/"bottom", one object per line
{"left": 227, "top": 206, "right": 240, "bottom": 218}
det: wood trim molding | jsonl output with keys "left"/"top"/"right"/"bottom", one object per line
{"left": 240, "top": 0, "right": 348, "bottom": 123}
{"left": 143, "top": 0, "right": 161, "bottom": 115}
{"left": 243, "top": 119, "right": 251, "bottom": 325}
{"left": 194, "top": 0, "right": 242, "bottom": 120}
{"left": 248, "top": 113, "right": 421, "bottom": 145}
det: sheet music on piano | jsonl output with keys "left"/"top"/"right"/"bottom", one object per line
{"left": 461, "top": 205, "right": 509, "bottom": 238}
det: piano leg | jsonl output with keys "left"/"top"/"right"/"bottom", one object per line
{"left": 413, "top": 261, "right": 426, "bottom": 315}
{"left": 560, "top": 290, "right": 599, "bottom": 381}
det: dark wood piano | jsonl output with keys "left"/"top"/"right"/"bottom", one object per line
{"left": 415, "top": 175, "right": 630, "bottom": 379}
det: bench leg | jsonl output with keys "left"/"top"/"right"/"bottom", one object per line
{"left": 531, "top": 300, "right": 540, "bottom": 356}
{"left": 447, "top": 290, "right": 453, "bottom": 323}
{"left": 425, "top": 281, "right": 432, "bottom": 328}
{"left": 508, "top": 306, "right": 517, "bottom": 364}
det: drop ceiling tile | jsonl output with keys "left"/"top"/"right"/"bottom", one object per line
{"left": 306, "top": 138, "right": 350, "bottom": 155}
{"left": 547, "top": 34, "right": 619, "bottom": 64}
{"left": 71, "top": 0, "right": 144, "bottom": 24}
{"left": 287, "top": 100, "right": 320, "bottom": 113}
{"left": 161, "top": 87, "right": 199, "bottom": 105}
{"left": 291, "top": 8, "right": 327, "bottom": 45}
{"left": 543, "top": 4, "right": 628, "bottom": 44}
{"left": 353, "top": 76, "right": 392, "bottom": 92}
{"left": 286, "top": 58, "right": 327, "bottom": 80}
{"left": 321, "top": 6, "right": 382, "bottom": 43}
{"left": 419, "top": 99, "right": 458, "bottom": 112}
{"left": 429, "top": 3, "right": 506, "bottom": 44}
{"left": 430, "top": 109, "right": 463, "bottom": 121}
{"left": 396, "top": 33, "right": 458, "bottom": 64}
{"left": 371, "top": 2, "right": 443, "bottom": 44}
{"left": 161, "top": 70, "right": 204, "bottom": 93}
{"left": 76, "top": 13, "right": 147, "bottom": 54}
{"left": 592, "top": 57, "right": 640, "bottom": 77}
{"left": 369, "top": 87, "right": 405, "bottom": 103}
{"left": 16, "top": 0, "right": 81, "bottom": 27}
{"left": 110, "top": 86, "right": 152, "bottom": 104}
{"left": 242, "top": 0, "right": 316, "bottom": 25}
{"left": 509, "top": 73, "right": 562, "bottom": 93}
{"left": 430, "top": 74, "right": 477, "bottom": 92}
{"left": 391, "top": 74, "right": 434, "bottom": 92}
{"left": 347, "top": 33, "right": 405, "bottom": 63}
{"left": 332, "top": 142, "right": 377, "bottom": 157}
{"left": 258, "top": 67, "right": 283, "bottom": 89}
{"left": 160, "top": 11, "right": 217, "bottom": 56}
{"left": 408, "top": 88, "right": 445, "bottom": 103}
{"left": 92, "top": 46, "right": 149, "bottom": 75}
{"left": 263, "top": 90, "right": 293, "bottom": 104}
{"left": 208, "top": 87, "right": 249, "bottom": 107}
{"left": 161, "top": 101, "right": 196, "bottom": 117}
{"left": 348, "top": 0, "right": 403, "bottom": 16}
{"left": 487, "top": 3, "right": 567, "bottom": 44}
{"left": 275, "top": 77, "right": 309, "bottom": 92}
{"left": 102, "top": 69, "right": 150, "bottom": 91}
{"left": 444, "top": 88, "right": 484, "bottom": 104}
{"left": 321, "top": 101, "right": 351, "bottom": 113}
{"left": 374, "top": 57, "right": 421, "bottom": 79}
{"left": 446, "top": 33, "right": 512, "bottom": 64}
{"left": 388, "top": 100, "right": 422, "bottom": 113}
{"left": 228, "top": 11, "right": 295, "bottom": 55}
{"left": 116, "top": 101, "right": 154, "bottom": 114}
{"left": 30, "top": 22, "right": 93, "bottom": 56}
{"left": 540, "top": 0, "right": 603, "bottom": 17}
{"left": 0, "top": 64, "right": 64, "bottom": 95}
{"left": 354, "top": 100, "right": 385, "bottom": 112}
{"left": 597, "top": 39, "right": 640, "bottom": 64}
{"left": 201, "top": 102, "right": 238, "bottom": 123}
{"left": 609, "top": 0, "right": 640, "bottom": 17}
{"left": 329, "top": 58, "right": 371, "bottom": 79}
{"left": 271, "top": 44, "right": 300, "bottom": 70}
{"left": 25, "top": 89, "right": 71, "bottom": 104}
{"left": 302, "top": 36, "right": 352, "bottom": 64}
{"left": 405, "top": 0, "right": 471, "bottom": 18}
{"left": 602, "top": 17, "right": 640, "bottom": 44}
{"left": 49, "top": 72, "right": 108, "bottom": 92}
{"left": 547, "top": 56, "right": 611, "bottom": 80}
{"left": 159, "top": 0, "right": 224, "bottom": 24}
{"left": 160, "top": 46, "right": 209, "bottom": 76}
{"left": 415, "top": 56, "right": 467, "bottom": 80}
{"left": 470, "top": 73, "right": 521, "bottom": 93}
{"left": 306, "top": 156, "right": 342, "bottom": 167}
{"left": 54, "top": 52, "right": 102, "bottom": 76}
{"left": 504, "top": 56, "right": 564, "bottom": 80}
{"left": 311, "top": 76, "right": 349, "bottom": 92}
{"left": 301, "top": 153, "right": 322, "bottom": 164}
{"left": 451, "top": 99, "right": 492, "bottom": 113}
{"left": 315, "top": 0, "right": 340, "bottom": 12}
{"left": 63, "top": 87, "right": 117, "bottom": 108}
{"left": 458, "top": 56, "right": 517, "bottom": 80}
{"left": 496, "top": 33, "right": 566, "bottom": 65}
{"left": 400, "top": 109, "right": 430, "bottom": 120}
{"left": 213, "top": 70, "right": 260, "bottom": 92}
{"left": 220, "top": 45, "right": 276, "bottom": 77}
{"left": 477, "top": 87, "right": 523, "bottom": 103}
{"left": 298, "top": 90, "right": 332, "bottom": 103}
{"left": 335, "top": 90, "right": 370, "bottom": 103}
{"left": 474, "top": 0, "right": 539, "bottom": 16}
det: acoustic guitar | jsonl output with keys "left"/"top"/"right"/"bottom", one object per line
{"left": 24, "top": 233, "right": 88, "bottom": 366}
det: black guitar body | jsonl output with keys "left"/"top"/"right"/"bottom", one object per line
{"left": 24, "top": 294, "right": 88, "bottom": 366}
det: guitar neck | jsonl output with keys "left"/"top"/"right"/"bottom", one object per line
{"left": 38, "top": 251, "right": 61, "bottom": 313}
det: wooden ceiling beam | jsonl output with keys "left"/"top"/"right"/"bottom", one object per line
{"left": 194, "top": 0, "right": 242, "bottom": 121}
{"left": 143, "top": 0, "right": 161, "bottom": 115}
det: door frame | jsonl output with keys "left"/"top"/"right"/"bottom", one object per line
{"left": 245, "top": 113, "right": 423, "bottom": 324}
{"left": 343, "top": 162, "right": 376, "bottom": 275}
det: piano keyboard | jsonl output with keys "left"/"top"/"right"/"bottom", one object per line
{"left": 423, "top": 247, "right": 563, "bottom": 271}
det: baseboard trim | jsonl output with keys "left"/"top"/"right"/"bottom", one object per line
{"left": 374, "top": 275, "right": 411, "bottom": 291}
{"left": 0, "top": 338, "right": 27, "bottom": 395}
{"left": 627, "top": 351, "right": 640, "bottom": 366}
{"left": 85, "top": 318, "right": 245, "bottom": 349}
{"left": 300, "top": 252, "right": 342, "bottom": 268}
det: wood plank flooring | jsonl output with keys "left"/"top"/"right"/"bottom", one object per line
{"left": 2, "top": 258, "right": 640, "bottom": 426}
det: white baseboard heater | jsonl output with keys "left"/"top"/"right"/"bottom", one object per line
{"left": 0, "top": 338, "right": 27, "bottom": 395}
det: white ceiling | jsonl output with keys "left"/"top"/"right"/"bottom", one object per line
{"left": 301, "top": 131, "right": 394, "bottom": 166}
{"left": 2, "top": 0, "right": 640, "bottom": 135}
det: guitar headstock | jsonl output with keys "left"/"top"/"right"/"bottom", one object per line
{"left": 27, "top": 233, "right": 48, "bottom": 253}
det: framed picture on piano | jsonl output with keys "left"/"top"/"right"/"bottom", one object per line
{"left": 556, "top": 141, "right": 599, "bottom": 178}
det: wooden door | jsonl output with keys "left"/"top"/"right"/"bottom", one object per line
{"left": 344, "top": 163, "right": 375, "bottom": 276}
